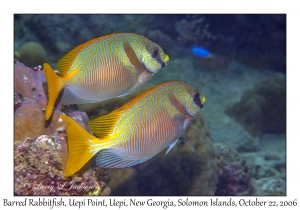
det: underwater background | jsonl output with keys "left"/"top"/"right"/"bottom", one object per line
{"left": 14, "top": 14, "right": 286, "bottom": 196}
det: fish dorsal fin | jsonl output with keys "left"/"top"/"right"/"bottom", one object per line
{"left": 88, "top": 111, "right": 123, "bottom": 139}
{"left": 165, "top": 138, "right": 179, "bottom": 155}
{"left": 57, "top": 34, "right": 119, "bottom": 77}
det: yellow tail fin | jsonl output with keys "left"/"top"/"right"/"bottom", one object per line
{"left": 60, "top": 115, "right": 113, "bottom": 177}
{"left": 43, "top": 63, "right": 63, "bottom": 120}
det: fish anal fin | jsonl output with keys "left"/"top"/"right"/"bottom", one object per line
{"left": 60, "top": 115, "right": 111, "bottom": 177}
{"left": 88, "top": 111, "right": 123, "bottom": 139}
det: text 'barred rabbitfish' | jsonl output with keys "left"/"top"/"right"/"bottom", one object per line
{"left": 43, "top": 33, "right": 169, "bottom": 120}
{"left": 60, "top": 80, "right": 206, "bottom": 176}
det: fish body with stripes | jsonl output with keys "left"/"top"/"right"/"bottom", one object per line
{"left": 60, "top": 80, "right": 206, "bottom": 177}
{"left": 43, "top": 33, "right": 169, "bottom": 120}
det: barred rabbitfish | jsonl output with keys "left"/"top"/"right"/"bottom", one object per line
{"left": 60, "top": 80, "right": 206, "bottom": 176}
{"left": 43, "top": 33, "right": 169, "bottom": 120}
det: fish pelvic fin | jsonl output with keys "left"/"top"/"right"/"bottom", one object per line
{"left": 43, "top": 63, "right": 63, "bottom": 120}
{"left": 60, "top": 115, "right": 114, "bottom": 177}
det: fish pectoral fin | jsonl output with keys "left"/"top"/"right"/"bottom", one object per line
{"left": 165, "top": 138, "right": 179, "bottom": 155}
{"left": 60, "top": 115, "right": 111, "bottom": 177}
{"left": 116, "top": 66, "right": 153, "bottom": 98}
{"left": 138, "top": 72, "right": 153, "bottom": 83}
{"left": 125, "top": 65, "right": 154, "bottom": 77}
{"left": 96, "top": 149, "right": 155, "bottom": 168}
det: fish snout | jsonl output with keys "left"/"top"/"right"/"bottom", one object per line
{"left": 164, "top": 54, "right": 169, "bottom": 63}
{"left": 160, "top": 54, "right": 169, "bottom": 67}
{"left": 199, "top": 94, "right": 206, "bottom": 109}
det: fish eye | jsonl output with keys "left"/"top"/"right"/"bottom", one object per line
{"left": 193, "top": 92, "right": 204, "bottom": 109}
{"left": 151, "top": 48, "right": 159, "bottom": 58}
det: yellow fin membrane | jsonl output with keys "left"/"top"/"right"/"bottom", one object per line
{"left": 60, "top": 115, "right": 113, "bottom": 177}
{"left": 43, "top": 63, "right": 63, "bottom": 120}
{"left": 60, "top": 115, "right": 99, "bottom": 176}
{"left": 88, "top": 111, "right": 123, "bottom": 138}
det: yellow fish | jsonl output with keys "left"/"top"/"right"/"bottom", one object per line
{"left": 43, "top": 33, "right": 169, "bottom": 120}
{"left": 60, "top": 80, "right": 206, "bottom": 177}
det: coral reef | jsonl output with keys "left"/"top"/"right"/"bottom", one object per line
{"left": 14, "top": 135, "right": 111, "bottom": 196}
{"left": 14, "top": 60, "right": 46, "bottom": 109}
{"left": 14, "top": 60, "right": 65, "bottom": 143}
{"left": 214, "top": 143, "right": 253, "bottom": 196}
{"left": 14, "top": 61, "right": 111, "bottom": 196}
{"left": 242, "top": 134, "right": 286, "bottom": 195}
{"left": 14, "top": 98, "right": 65, "bottom": 144}
{"left": 175, "top": 16, "right": 219, "bottom": 45}
{"left": 237, "top": 136, "right": 261, "bottom": 153}
{"left": 252, "top": 178, "right": 286, "bottom": 196}
{"left": 15, "top": 42, "right": 47, "bottom": 67}
{"left": 14, "top": 14, "right": 286, "bottom": 73}
{"left": 225, "top": 73, "right": 286, "bottom": 136}
{"left": 107, "top": 113, "right": 218, "bottom": 196}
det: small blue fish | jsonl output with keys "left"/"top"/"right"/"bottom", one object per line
{"left": 191, "top": 46, "right": 213, "bottom": 58}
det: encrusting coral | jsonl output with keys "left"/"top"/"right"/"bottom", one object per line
{"left": 14, "top": 60, "right": 111, "bottom": 196}
{"left": 14, "top": 60, "right": 46, "bottom": 110}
